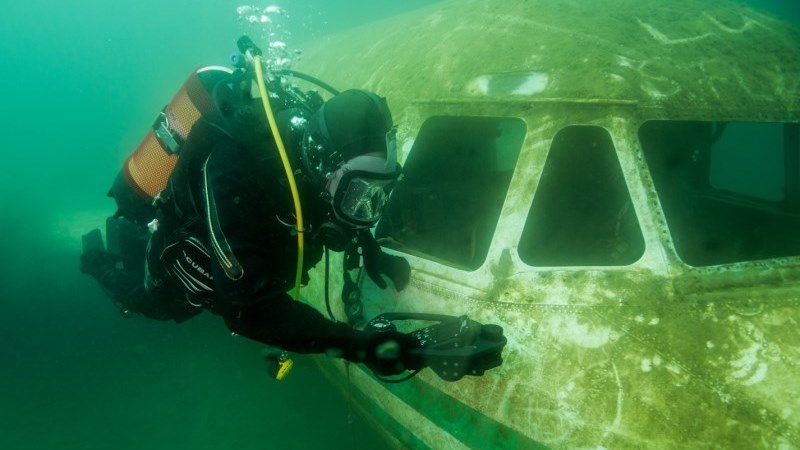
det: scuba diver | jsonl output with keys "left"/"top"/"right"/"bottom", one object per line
{"left": 79, "top": 38, "right": 418, "bottom": 377}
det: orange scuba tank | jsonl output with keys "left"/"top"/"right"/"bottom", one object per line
{"left": 124, "top": 66, "right": 230, "bottom": 199}
{"left": 109, "top": 66, "right": 232, "bottom": 224}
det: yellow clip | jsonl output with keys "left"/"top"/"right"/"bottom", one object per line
{"left": 275, "top": 353, "right": 294, "bottom": 381}
{"left": 265, "top": 349, "right": 294, "bottom": 380}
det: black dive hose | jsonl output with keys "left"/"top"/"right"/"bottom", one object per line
{"left": 236, "top": 35, "right": 339, "bottom": 96}
{"left": 275, "top": 69, "right": 340, "bottom": 96}
{"left": 324, "top": 248, "right": 335, "bottom": 319}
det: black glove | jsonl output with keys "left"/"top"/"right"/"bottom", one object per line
{"left": 359, "top": 232, "right": 411, "bottom": 291}
{"left": 357, "top": 331, "right": 420, "bottom": 376}
{"left": 80, "top": 248, "right": 118, "bottom": 279}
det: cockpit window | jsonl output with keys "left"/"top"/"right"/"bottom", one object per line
{"left": 639, "top": 121, "right": 800, "bottom": 266}
{"left": 376, "top": 116, "right": 526, "bottom": 269}
{"left": 519, "top": 126, "right": 645, "bottom": 266}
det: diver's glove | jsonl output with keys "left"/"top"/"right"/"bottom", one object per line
{"left": 356, "top": 330, "right": 421, "bottom": 376}
{"left": 80, "top": 248, "right": 118, "bottom": 279}
{"left": 80, "top": 228, "right": 117, "bottom": 279}
{"left": 359, "top": 232, "right": 411, "bottom": 291}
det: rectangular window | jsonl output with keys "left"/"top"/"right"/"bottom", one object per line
{"left": 639, "top": 121, "right": 800, "bottom": 266}
{"left": 518, "top": 126, "right": 645, "bottom": 266}
{"left": 710, "top": 122, "right": 786, "bottom": 201}
{"left": 376, "top": 116, "right": 526, "bottom": 269}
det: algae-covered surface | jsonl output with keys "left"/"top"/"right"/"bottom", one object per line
{"left": 296, "top": 0, "right": 800, "bottom": 116}
{"left": 293, "top": 1, "right": 800, "bottom": 449}
{"left": 2, "top": 0, "right": 799, "bottom": 449}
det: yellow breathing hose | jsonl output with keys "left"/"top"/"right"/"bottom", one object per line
{"left": 253, "top": 55, "right": 304, "bottom": 301}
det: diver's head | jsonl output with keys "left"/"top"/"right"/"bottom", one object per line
{"left": 302, "top": 89, "right": 400, "bottom": 228}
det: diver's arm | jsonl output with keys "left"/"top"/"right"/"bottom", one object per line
{"left": 223, "top": 291, "right": 361, "bottom": 356}
{"left": 224, "top": 290, "right": 420, "bottom": 377}
{"left": 202, "top": 140, "right": 415, "bottom": 369}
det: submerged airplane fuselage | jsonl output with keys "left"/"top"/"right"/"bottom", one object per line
{"left": 292, "top": 0, "right": 800, "bottom": 448}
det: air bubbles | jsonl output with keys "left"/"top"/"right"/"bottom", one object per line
{"left": 273, "top": 57, "right": 292, "bottom": 69}
{"left": 237, "top": 4, "right": 284, "bottom": 19}
{"left": 237, "top": 4, "right": 285, "bottom": 26}
{"left": 236, "top": 4, "right": 297, "bottom": 71}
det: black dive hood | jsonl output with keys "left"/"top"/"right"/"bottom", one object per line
{"left": 300, "top": 89, "right": 395, "bottom": 186}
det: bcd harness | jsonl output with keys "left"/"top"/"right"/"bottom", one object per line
{"left": 110, "top": 63, "right": 319, "bottom": 305}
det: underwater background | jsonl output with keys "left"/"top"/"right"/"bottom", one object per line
{"left": 0, "top": 1, "right": 798, "bottom": 449}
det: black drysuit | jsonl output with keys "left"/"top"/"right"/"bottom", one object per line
{"left": 88, "top": 70, "right": 410, "bottom": 368}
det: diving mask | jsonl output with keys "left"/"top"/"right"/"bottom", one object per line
{"left": 326, "top": 153, "right": 401, "bottom": 227}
